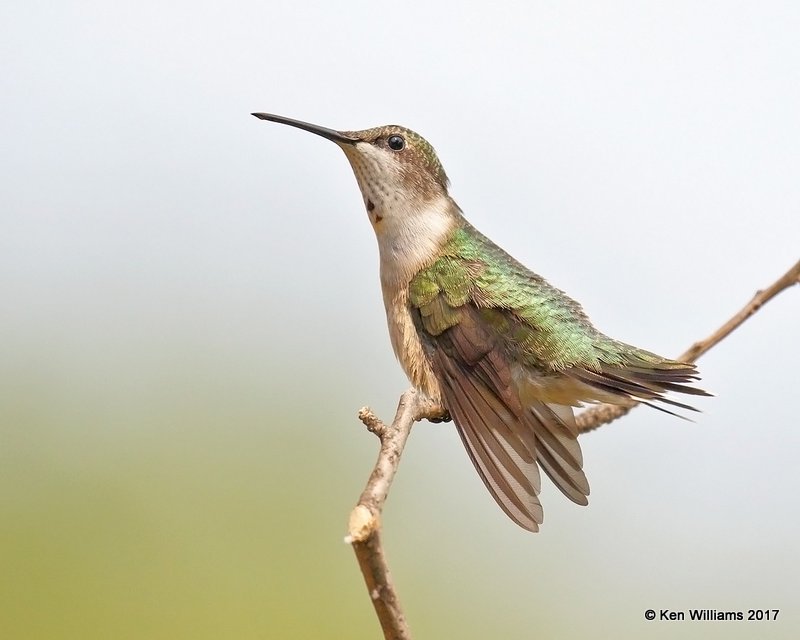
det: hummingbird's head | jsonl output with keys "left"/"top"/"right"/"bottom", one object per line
{"left": 337, "top": 124, "right": 450, "bottom": 213}
{"left": 252, "top": 113, "right": 453, "bottom": 227}
{"left": 254, "top": 112, "right": 462, "bottom": 285}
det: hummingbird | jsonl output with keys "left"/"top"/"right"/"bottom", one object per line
{"left": 252, "top": 112, "right": 708, "bottom": 532}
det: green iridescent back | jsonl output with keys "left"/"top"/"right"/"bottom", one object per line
{"left": 409, "top": 222, "right": 659, "bottom": 372}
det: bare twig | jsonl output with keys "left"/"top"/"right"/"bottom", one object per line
{"left": 347, "top": 391, "right": 445, "bottom": 640}
{"left": 576, "top": 258, "right": 800, "bottom": 433}
{"left": 347, "top": 257, "right": 799, "bottom": 639}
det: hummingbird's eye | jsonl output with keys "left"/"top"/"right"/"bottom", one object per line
{"left": 387, "top": 135, "right": 405, "bottom": 151}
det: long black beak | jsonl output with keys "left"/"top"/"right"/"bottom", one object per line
{"left": 251, "top": 113, "right": 359, "bottom": 145}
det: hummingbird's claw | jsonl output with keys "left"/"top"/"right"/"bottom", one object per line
{"left": 428, "top": 410, "right": 452, "bottom": 424}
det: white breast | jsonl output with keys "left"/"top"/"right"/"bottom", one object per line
{"left": 375, "top": 196, "right": 457, "bottom": 402}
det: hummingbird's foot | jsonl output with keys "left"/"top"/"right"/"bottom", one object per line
{"left": 428, "top": 410, "right": 452, "bottom": 424}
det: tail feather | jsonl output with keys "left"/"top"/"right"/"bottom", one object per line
{"left": 567, "top": 354, "right": 711, "bottom": 413}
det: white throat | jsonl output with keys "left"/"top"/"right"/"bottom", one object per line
{"left": 374, "top": 195, "right": 456, "bottom": 289}
{"left": 342, "top": 142, "right": 457, "bottom": 289}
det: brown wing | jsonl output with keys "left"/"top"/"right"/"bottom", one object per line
{"left": 420, "top": 304, "right": 590, "bottom": 532}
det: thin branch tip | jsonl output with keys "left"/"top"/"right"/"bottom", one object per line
{"left": 358, "top": 406, "right": 386, "bottom": 436}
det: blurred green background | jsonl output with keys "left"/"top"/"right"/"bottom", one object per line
{"left": 2, "top": 2, "right": 798, "bottom": 638}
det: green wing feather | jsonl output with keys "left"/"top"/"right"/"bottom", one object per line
{"left": 409, "top": 222, "right": 708, "bottom": 531}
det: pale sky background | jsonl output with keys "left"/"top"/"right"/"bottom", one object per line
{"left": 2, "top": 2, "right": 799, "bottom": 639}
